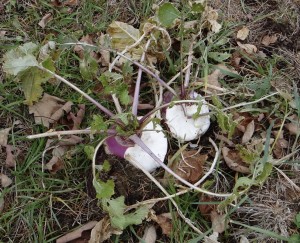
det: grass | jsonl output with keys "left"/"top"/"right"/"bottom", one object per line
{"left": 1, "top": 0, "right": 300, "bottom": 242}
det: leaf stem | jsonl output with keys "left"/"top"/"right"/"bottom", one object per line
{"left": 132, "top": 39, "right": 151, "bottom": 116}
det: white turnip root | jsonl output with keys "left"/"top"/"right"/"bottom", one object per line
{"left": 165, "top": 92, "right": 210, "bottom": 142}
{"left": 105, "top": 119, "right": 168, "bottom": 172}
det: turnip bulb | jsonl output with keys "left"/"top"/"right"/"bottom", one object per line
{"left": 165, "top": 92, "right": 210, "bottom": 142}
{"left": 105, "top": 119, "right": 168, "bottom": 172}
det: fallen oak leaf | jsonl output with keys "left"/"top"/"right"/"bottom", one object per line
{"left": 56, "top": 221, "right": 98, "bottom": 243}
{"left": 38, "top": 13, "right": 53, "bottom": 29}
{"left": 222, "top": 147, "right": 250, "bottom": 174}
{"left": 0, "top": 173, "right": 13, "bottom": 187}
{"left": 50, "top": 101, "right": 73, "bottom": 122}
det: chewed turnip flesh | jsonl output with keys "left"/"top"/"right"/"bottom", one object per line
{"left": 124, "top": 121, "right": 168, "bottom": 172}
{"left": 165, "top": 95, "right": 210, "bottom": 142}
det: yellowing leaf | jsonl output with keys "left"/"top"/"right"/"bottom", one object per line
{"left": 107, "top": 21, "right": 140, "bottom": 51}
{"left": 20, "top": 62, "right": 54, "bottom": 105}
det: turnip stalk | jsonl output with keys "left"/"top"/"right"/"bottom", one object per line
{"left": 132, "top": 39, "right": 152, "bottom": 116}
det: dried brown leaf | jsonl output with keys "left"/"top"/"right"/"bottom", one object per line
{"left": 5, "top": 145, "right": 20, "bottom": 168}
{"left": 50, "top": 101, "right": 73, "bottom": 122}
{"left": 29, "top": 93, "right": 69, "bottom": 128}
{"left": 152, "top": 213, "right": 172, "bottom": 236}
{"left": 68, "top": 104, "right": 86, "bottom": 130}
{"left": 222, "top": 147, "right": 251, "bottom": 174}
{"left": 142, "top": 225, "right": 157, "bottom": 243}
{"left": 74, "top": 35, "right": 95, "bottom": 59}
{"left": 285, "top": 123, "right": 299, "bottom": 135}
{"left": 89, "top": 217, "right": 122, "bottom": 243}
{"left": 0, "top": 173, "right": 13, "bottom": 187}
{"left": 210, "top": 210, "right": 226, "bottom": 233}
{"left": 45, "top": 135, "right": 84, "bottom": 173}
{"left": 261, "top": 34, "right": 278, "bottom": 46}
{"left": 38, "top": 13, "right": 53, "bottom": 29}
{"left": 56, "top": 221, "right": 98, "bottom": 243}
{"left": 242, "top": 120, "right": 255, "bottom": 144}
{"left": 198, "top": 195, "right": 217, "bottom": 219}
{"left": 0, "top": 128, "right": 11, "bottom": 146}
{"left": 171, "top": 150, "right": 207, "bottom": 183}
{"left": 237, "top": 42, "right": 257, "bottom": 54}
{"left": 237, "top": 26, "right": 249, "bottom": 41}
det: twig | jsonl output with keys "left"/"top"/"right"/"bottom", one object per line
{"left": 27, "top": 128, "right": 116, "bottom": 139}
{"left": 275, "top": 166, "right": 300, "bottom": 192}
{"left": 194, "top": 138, "right": 219, "bottom": 186}
{"left": 39, "top": 66, "right": 115, "bottom": 118}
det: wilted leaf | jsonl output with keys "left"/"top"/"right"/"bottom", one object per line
{"left": 38, "top": 13, "right": 53, "bottom": 29}
{"left": 170, "top": 150, "right": 207, "bottom": 183}
{"left": 0, "top": 174, "right": 12, "bottom": 187}
{"left": 157, "top": 3, "right": 180, "bottom": 28}
{"left": 107, "top": 21, "right": 140, "bottom": 51}
{"left": 80, "top": 54, "right": 99, "bottom": 80}
{"left": 242, "top": 120, "right": 255, "bottom": 144}
{"left": 237, "top": 42, "right": 257, "bottom": 54}
{"left": 206, "top": 7, "right": 222, "bottom": 33}
{"left": 152, "top": 213, "right": 172, "bottom": 236}
{"left": 21, "top": 60, "right": 55, "bottom": 105}
{"left": 142, "top": 225, "right": 157, "bottom": 243}
{"left": 210, "top": 210, "right": 226, "bottom": 233}
{"left": 2, "top": 42, "right": 39, "bottom": 75}
{"left": 89, "top": 217, "right": 122, "bottom": 243}
{"left": 56, "top": 221, "right": 98, "bottom": 243}
{"left": 222, "top": 147, "right": 251, "bottom": 174}
{"left": 39, "top": 41, "right": 56, "bottom": 60}
{"left": 29, "top": 93, "right": 73, "bottom": 127}
{"left": 237, "top": 26, "right": 249, "bottom": 40}
{"left": 261, "top": 34, "right": 278, "bottom": 46}
{"left": 0, "top": 128, "right": 11, "bottom": 146}
{"left": 93, "top": 179, "right": 115, "bottom": 199}
{"left": 102, "top": 196, "right": 149, "bottom": 230}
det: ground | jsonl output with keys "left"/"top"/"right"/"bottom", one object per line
{"left": 0, "top": 0, "right": 300, "bottom": 242}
